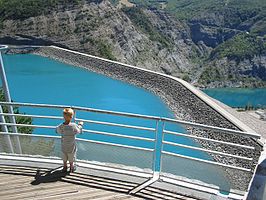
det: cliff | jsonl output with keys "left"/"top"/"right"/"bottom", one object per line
{"left": 0, "top": 0, "right": 265, "bottom": 88}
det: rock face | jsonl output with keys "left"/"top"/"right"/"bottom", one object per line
{"left": 0, "top": 1, "right": 194, "bottom": 78}
{"left": 0, "top": 0, "right": 265, "bottom": 87}
{"left": 199, "top": 56, "right": 266, "bottom": 88}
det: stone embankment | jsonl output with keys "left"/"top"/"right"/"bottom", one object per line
{"left": 7, "top": 46, "right": 262, "bottom": 192}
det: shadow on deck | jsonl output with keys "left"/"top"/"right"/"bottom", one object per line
{"left": 0, "top": 165, "right": 198, "bottom": 200}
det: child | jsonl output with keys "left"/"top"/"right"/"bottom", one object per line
{"left": 56, "top": 108, "right": 83, "bottom": 173}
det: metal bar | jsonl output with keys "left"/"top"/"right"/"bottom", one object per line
{"left": 163, "top": 140, "right": 253, "bottom": 161}
{"left": 0, "top": 113, "right": 155, "bottom": 132}
{"left": 76, "top": 118, "right": 155, "bottom": 131}
{"left": 0, "top": 102, "right": 161, "bottom": 120}
{"left": 162, "top": 151, "right": 251, "bottom": 172}
{"left": 153, "top": 120, "right": 164, "bottom": 172}
{"left": 76, "top": 138, "right": 154, "bottom": 152}
{"left": 162, "top": 117, "right": 261, "bottom": 139}
{"left": 0, "top": 106, "right": 14, "bottom": 153}
{"left": 0, "top": 122, "right": 56, "bottom": 129}
{"left": 163, "top": 130, "right": 255, "bottom": 150}
{"left": 76, "top": 161, "right": 153, "bottom": 178}
{"left": 0, "top": 131, "right": 61, "bottom": 139}
{"left": 160, "top": 176, "right": 220, "bottom": 196}
{"left": 0, "top": 101, "right": 259, "bottom": 138}
{"left": 0, "top": 53, "right": 22, "bottom": 154}
{"left": 82, "top": 129, "right": 155, "bottom": 142}
{"left": 0, "top": 131, "right": 154, "bottom": 152}
{"left": 0, "top": 112, "right": 63, "bottom": 120}
{"left": 129, "top": 172, "right": 160, "bottom": 194}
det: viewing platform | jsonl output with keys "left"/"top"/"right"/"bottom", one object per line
{"left": 0, "top": 45, "right": 264, "bottom": 200}
{"left": 0, "top": 163, "right": 199, "bottom": 200}
{"left": 0, "top": 101, "right": 262, "bottom": 200}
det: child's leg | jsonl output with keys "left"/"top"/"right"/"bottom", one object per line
{"left": 63, "top": 161, "right": 67, "bottom": 168}
{"left": 69, "top": 161, "right": 74, "bottom": 170}
{"left": 69, "top": 152, "right": 76, "bottom": 172}
{"left": 62, "top": 152, "right": 68, "bottom": 170}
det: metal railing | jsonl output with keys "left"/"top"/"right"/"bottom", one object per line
{"left": 0, "top": 101, "right": 261, "bottom": 198}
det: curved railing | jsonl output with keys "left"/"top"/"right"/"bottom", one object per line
{"left": 0, "top": 101, "right": 261, "bottom": 199}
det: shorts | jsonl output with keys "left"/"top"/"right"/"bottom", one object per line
{"left": 62, "top": 151, "right": 76, "bottom": 162}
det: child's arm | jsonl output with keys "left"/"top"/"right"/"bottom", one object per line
{"left": 56, "top": 124, "right": 64, "bottom": 134}
{"left": 74, "top": 122, "right": 83, "bottom": 134}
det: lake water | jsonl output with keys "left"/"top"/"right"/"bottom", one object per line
{"left": 204, "top": 88, "right": 266, "bottom": 108}
{"left": 2, "top": 54, "right": 230, "bottom": 192}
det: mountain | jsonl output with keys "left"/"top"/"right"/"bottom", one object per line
{"left": 0, "top": 0, "right": 265, "bottom": 88}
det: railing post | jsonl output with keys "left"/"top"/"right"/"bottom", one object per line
{"left": 0, "top": 51, "right": 22, "bottom": 154}
{"left": 153, "top": 119, "right": 164, "bottom": 173}
{"left": 0, "top": 105, "right": 14, "bottom": 153}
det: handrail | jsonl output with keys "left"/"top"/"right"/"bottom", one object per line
{"left": 75, "top": 118, "right": 156, "bottom": 131}
{"left": 0, "top": 132, "right": 154, "bottom": 152}
{"left": 162, "top": 117, "right": 261, "bottom": 139}
{"left": 0, "top": 112, "right": 155, "bottom": 131}
{"left": 0, "top": 101, "right": 260, "bottom": 197}
{"left": 163, "top": 140, "right": 253, "bottom": 161}
{"left": 163, "top": 130, "right": 255, "bottom": 150}
{"left": 0, "top": 101, "right": 261, "bottom": 139}
{"left": 0, "top": 101, "right": 161, "bottom": 120}
{"left": 0, "top": 112, "right": 63, "bottom": 120}
{"left": 0, "top": 122, "right": 56, "bottom": 129}
{"left": 82, "top": 129, "right": 155, "bottom": 142}
{"left": 162, "top": 151, "right": 251, "bottom": 172}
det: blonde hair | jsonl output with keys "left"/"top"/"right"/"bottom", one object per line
{"left": 63, "top": 108, "right": 74, "bottom": 118}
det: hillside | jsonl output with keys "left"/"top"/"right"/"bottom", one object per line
{"left": 0, "top": 0, "right": 265, "bottom": 88}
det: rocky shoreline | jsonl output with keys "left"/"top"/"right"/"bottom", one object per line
{"left": 6, "top": 46, "right": 262, "bottom": 193}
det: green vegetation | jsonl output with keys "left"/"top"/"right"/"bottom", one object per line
{"left": 97, "top": 40, "right": 116, "bottom": 61}
{"left": 83, "top": 37, "right": 116, "bottom": 61}
{"left": 199, "top": 66, "right": 266, "bottom": 87}
{"left": 211, "top": 33, "right": 266, "bottom": 61}
{"left": 0, "top": 88, "right": 33, "bottom": 134}
{"left": 127, "top": 0, "right": 266, "bottom": 22}
{"left": 0, "top": 88, "right": 54, "bottom": 155}
{"left": 198, "top": 66, "right": 222, "bottom": 84}
{"left": 122, "top": 7, "right": 171, "bottom": 48}
{"left": 0, "top": 0, "right": 81, "bottom": 20}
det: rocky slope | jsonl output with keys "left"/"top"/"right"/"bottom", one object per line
{"left": 0, "top": 0, "right": 265, "bottom": 88}
{"left": 0, "top": 1, "right": 197, "bottom": 77}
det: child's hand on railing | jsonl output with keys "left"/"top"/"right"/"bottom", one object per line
{"left": 78, "top": 121, "right": 84, "bottom": 134}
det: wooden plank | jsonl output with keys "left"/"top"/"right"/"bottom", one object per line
{"left": 35, "top": 187, "right": 114, "bottom": 200}
{"left": 2, "top": 185, "right": 81, "bottom": 200}
{"left": 62, "top": 175, "right": 132, "bottom": 190}
{"left": 62, "top": 175, "right": 133, "bottom": 190}
{"left": 145, "top": 187, "right": 198, "bottom": 200}
{"left": 61, "top": 177, "right": 129, "bottom": 193}
{"left": 72, "top": 173, "right": 137, "bottom": 187}
{"left": 33, "top": 187, "right": 105, "bottom": 200}
{"left": 0, "top": 180, "right": 79, "bottom": 196}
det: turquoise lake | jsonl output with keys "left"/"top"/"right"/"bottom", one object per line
{"left": 2, "top": 54, "right": 230, "bottom": 191}
{"left": 204, "top": 88, "right": 266, "bottom": 108}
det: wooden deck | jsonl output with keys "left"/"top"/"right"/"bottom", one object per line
{"left": 0, "top": 165, "right": 144, "bottom": 200}
{"left": 0, "top": 165, "right": 199, "bottom": 200}
{"left": 0, "top": 165, "right": 200, "bottom": 200}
